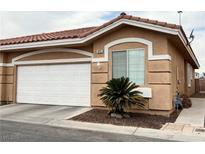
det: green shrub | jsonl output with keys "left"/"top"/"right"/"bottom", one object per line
{"left": 181, "top": 94, "right": 192, "bottom": 108}
{"left": 98, "top": 77, "right": 145, "bottom": 116}
{"left": 0, "top": 101, "right": 8, "bottom": 106}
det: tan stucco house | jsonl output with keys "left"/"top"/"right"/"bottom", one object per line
{"left": 0, "top": 13, "right": 199, "bottom": 115}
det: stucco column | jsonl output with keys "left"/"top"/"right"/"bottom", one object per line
{"left": 0, "top": 67, "right": 5, "bottom": 102}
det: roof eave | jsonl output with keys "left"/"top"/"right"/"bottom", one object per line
{"left": 0, "top": 18, "right": 179, "bottom": 51}
{"left": 0, "top": 18, "right": 200, "bottom": 68}
{"left": 179, "top": 27, "right": 200, "bottom": 69}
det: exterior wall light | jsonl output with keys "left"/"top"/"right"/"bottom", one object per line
{"left": 97, "top": 61, "right": 102, "bottom": 70}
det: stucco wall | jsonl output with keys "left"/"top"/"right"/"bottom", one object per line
{"left": 1, "top": 25, "right": 190, "bottom": 113}
{"left": 168, "top": 41, "right": 185, "bottom": 97}
{"left": 0, "top": 52, "right": 8, "bottom": 63}
{"left": 0, "top": 53, "right": 3, "bottom": 63}
{"left": 0, "top": 67, "right": 14, "bottom": 102}
{"left": 93, "top": 26, "right": 169, "bottom": 58}
{"left": 17, "top": 52, "right": 89, "bottom": 61}
{"left": 91, "top": 26, "right": 172, "bottom": 111}
{"left": 187, "top": 66, "right": 195, "bottom": 96}
{"left": 168, "top": 41, "right": 195, "bottom": 97}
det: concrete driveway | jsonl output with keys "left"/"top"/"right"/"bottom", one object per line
{"left": 175, "top": 98, "right": 205, "bottom": 127}
{"left": 0, "top": 104, "right": 91, "bottom": 125}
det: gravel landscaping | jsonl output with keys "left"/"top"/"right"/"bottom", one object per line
{"left": 192, "top": 93, "right": 205, "bottom": 98}
{"left": 70, "top": 109, "right": 181, "bottom": 129}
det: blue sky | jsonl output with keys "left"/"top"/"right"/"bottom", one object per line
{"left": 0, "top": 11, "right": 204, "bottom": 73}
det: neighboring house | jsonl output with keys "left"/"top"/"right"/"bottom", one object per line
{"left": 201, "top": 72, "right": 205, "bottom": 78}
{"left": 0, "top": 13, "right": 199, "bottom": 115}
{"left": 195, "top": 72, "right": 200, "bottom": 79}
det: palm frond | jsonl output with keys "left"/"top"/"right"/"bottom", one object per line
{"left": 98, "top": 77, "right": 146, "bottom": 114}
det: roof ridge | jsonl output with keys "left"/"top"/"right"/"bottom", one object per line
{"left": 0, "top": 13, "right": 181, "bottom": 45}
{"left": 124, "top": 14, "right": 180, "bottom": 28}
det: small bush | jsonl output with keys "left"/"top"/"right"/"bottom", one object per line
{"left": 181, "top": 94, "right": 192, "bottom": 108}
{"left": 0, "top": 101, "right": 8, "bottom": 106}
{"left": 98, "top": 77, "right": 146, "bottom": 117}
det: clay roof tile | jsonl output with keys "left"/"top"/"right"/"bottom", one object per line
{"left": 0, "top": 14, "right": 181, "bottom": 46}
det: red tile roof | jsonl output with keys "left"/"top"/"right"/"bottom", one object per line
{"left": 0, "top": 27, "right": 97, "bottom": 46}
{"left": 0, "top": 14, "right": 181, "bottom": 46}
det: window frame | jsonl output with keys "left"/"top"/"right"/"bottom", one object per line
{"left": 111, "top": 48, "right": 146, "bottom": 85}
{"left": 187, "top": 63, "right": 193, "bottom": 88}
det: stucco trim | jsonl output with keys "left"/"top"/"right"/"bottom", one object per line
{"left": 1, "top": 48, "right": 93, "bottom": 66}
{"left": 13, "top": 58, "right": 92, "bottom": 65}
{"left": 0, "top": 63, "right": 13, "bottom": 67}
{"left": 12, "top": 48, "right": 93, "bottom": 62}
{"left": 92, "top": 37, "right": 171, "bottom": 62}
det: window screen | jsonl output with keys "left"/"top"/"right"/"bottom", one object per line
{"left": 128, "top": 49, "right": 145, "bottom": 84}
{"left": 112, "top": 49, "right": 145, "bottom": 85}
{"left": 112, "top": 51, "right": 127, "bottom": 78}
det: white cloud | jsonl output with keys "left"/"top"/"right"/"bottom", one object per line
{"left": 127, "top": 11, "right": 205, "bottom": 74}
{"left": 0, "top": 11, "right": 204, "bottom": 73}
{"left": 0, "top": 11, "right": 113, "bottom": 39}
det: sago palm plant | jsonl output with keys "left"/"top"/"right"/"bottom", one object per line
{"left": 98, "top": 77, "right": 145, "bottom": 116}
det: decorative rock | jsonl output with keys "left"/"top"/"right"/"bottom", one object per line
{"left": 123, "top": 113, "right": 130, "bottom": 118}
{"left": 110, "top": 113, "right": 123, "bottom": 119}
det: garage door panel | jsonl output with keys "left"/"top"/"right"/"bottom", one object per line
{"left": 17, "top": 63, "right": 90, "bottom": 106}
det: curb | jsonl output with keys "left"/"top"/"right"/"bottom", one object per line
{"left": 46, "top": 120, "right": 205, "bottom": 141}
{"left": 1, "top": 117, "right": 205, "bottom": 141}
{"left": 47, "top": 120, "right": 138, "bottom": 135}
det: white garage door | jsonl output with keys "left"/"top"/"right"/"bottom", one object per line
{"left": 17, "top": 63, "right": 90, "bottom": 106}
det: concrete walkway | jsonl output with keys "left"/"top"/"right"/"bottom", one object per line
{"left": 175, "top": 98, "right": 205, "bottom": 127}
